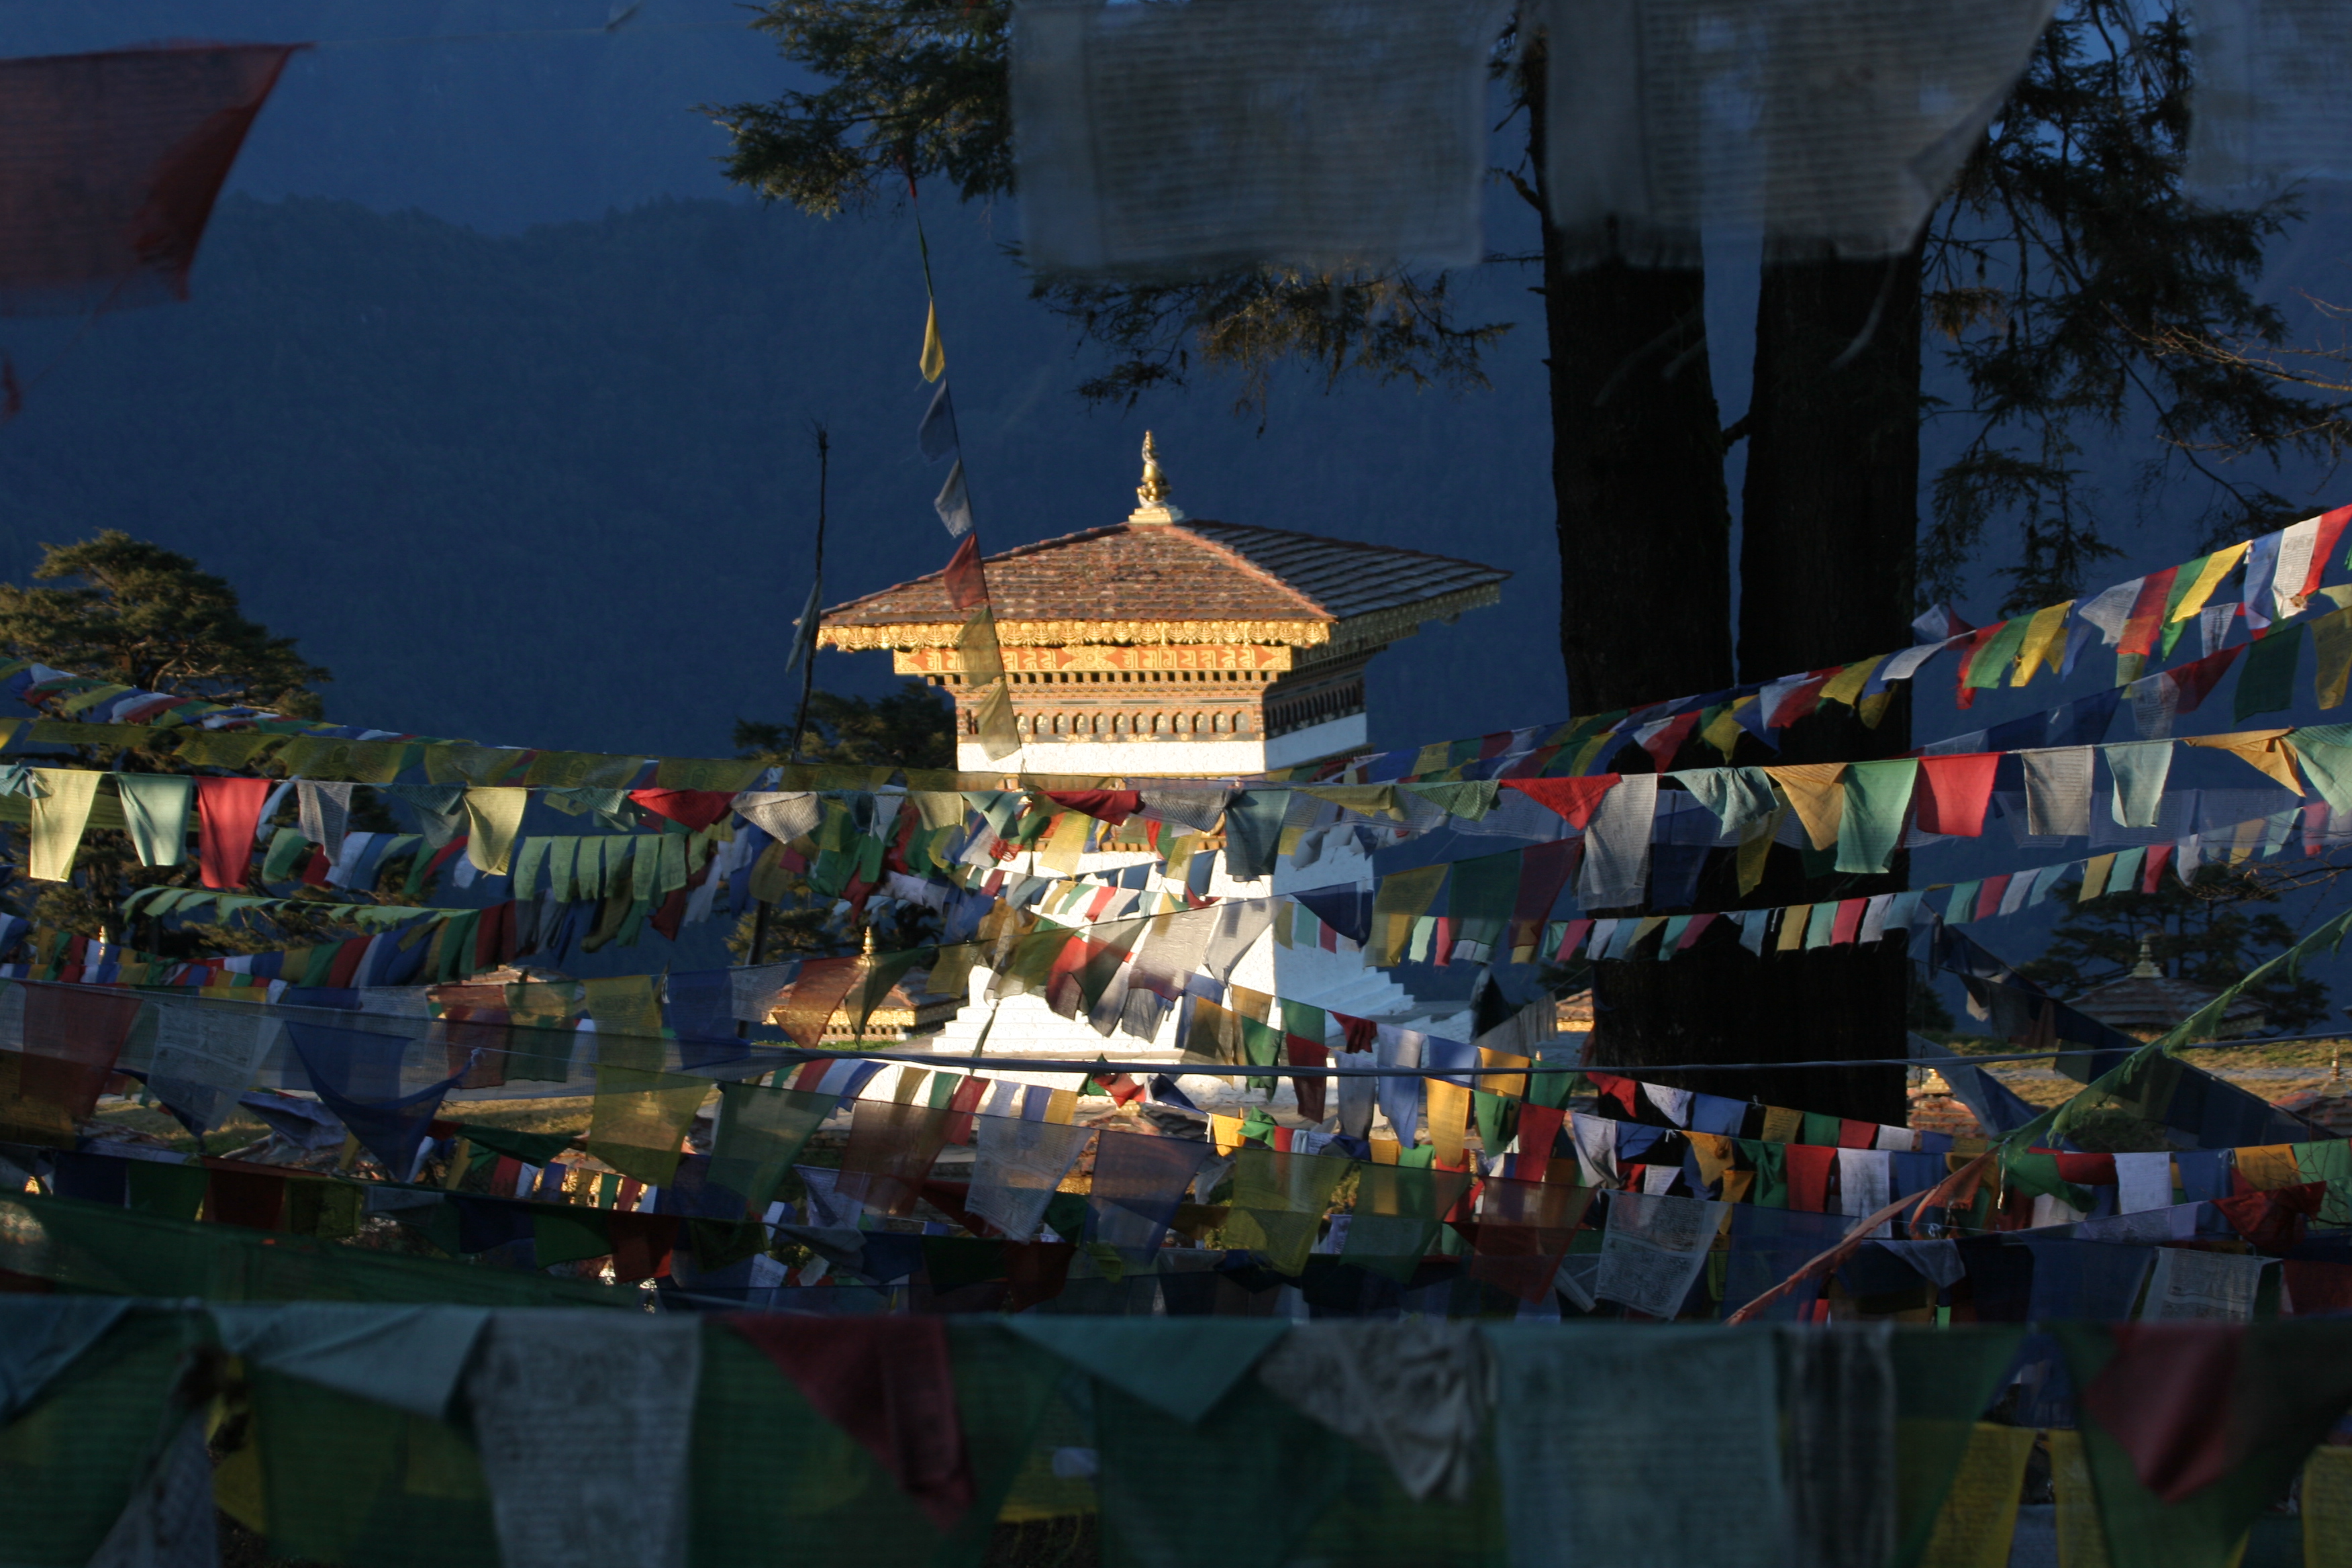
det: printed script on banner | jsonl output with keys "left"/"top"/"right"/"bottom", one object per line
{"left": 895, "top": 644, "right": 1293, "bottom": 675}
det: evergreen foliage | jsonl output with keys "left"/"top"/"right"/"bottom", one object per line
{"left": 2019, "top": 864, "right": 2332, "bottom": 1034}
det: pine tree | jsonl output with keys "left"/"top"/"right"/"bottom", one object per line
{"left": 0, "top": 534, "right": 392, "bottom": 952}
{"left": 2020, "top": 865, "right": 2331, "bottom": 1034}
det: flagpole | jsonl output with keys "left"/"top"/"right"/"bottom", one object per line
{"left": 791, "top": 423, "right": 829, "bottom": 762}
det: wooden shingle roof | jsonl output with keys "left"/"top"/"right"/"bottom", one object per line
{"left": 820, "top": 520, "right": 1506, "bottom": 650}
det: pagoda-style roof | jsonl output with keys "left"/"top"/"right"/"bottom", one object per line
{"left": 818, "top": 518, "right": 1507, "bottom": 653}
{"left": 2070, "top": 944, "right": 2267, "bottom": 1040}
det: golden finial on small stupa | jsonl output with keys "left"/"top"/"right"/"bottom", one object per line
{"left": 1138, "top": 432, "right": 1169, "bottom": 505}
{"left": 861, "top": 924, "right": 877, "bottom": 957}
{"left": 1129, "top": 431, "right": 1185, "bottom": 524}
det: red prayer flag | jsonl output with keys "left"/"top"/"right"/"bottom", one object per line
{"left": 1975, "top": 875, "right": 2012, "bottom": 922}
{"left": 201, "top": 1161, "right": 285, "bottom": 1230}
{"left": 0, "top": 44, "right": 300, "bottom": 315}
{"left": 1828, "top": 899, "right": 1867, "bottom": 946}
{"left": 2117, "top": 568, "right": 2180, "bottom": 658}
{"left": 942, "top": 533, "right": 988, "bottom": 612}
{"left": 1285, "top": 1035, "right": 1328, "bottom": 1124}
{"left": 1785, "top": 1144, "right": 1834, "bottom": 1213}
{"left": 1517, "top": 1103, "right": 1567, "bottom": 1168}
{"left": 2142, "top": 843, "right": 2173, "bottom": 891}
{"left": 194, "top": 776, "right": 268, "bottom": 891}
{"left": 2168, "top": 646, "right": 2242, "bottom": 714}
{"left": 628, "top": 789, "right": 736, "bottom": 832}
{"left": 1043, "top": 789, "right": 1140, "bottom": 825}
{"left": 726, "top": 1316, "right": 975, "bottom": 1529}
{"left": 1835, "top": 1119, "right": 1877, "bottom": 1149}
{"left": 2304, "top": 506, "right": 2352, "bottom": 599}
{"left": 1503, "top": 774, "right": 1621, "bottom": 830}
{"left": 1912, "top": 754, "right": 1999, "bottom": 836}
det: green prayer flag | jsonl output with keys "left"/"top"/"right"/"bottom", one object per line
{"left": 1239, "top": 1014, "right": 1283, "bottom": 1094}
{"left": 1800, "top": 1112, "right": 1841, "bottom": 1148}
{"left": 1964, "top": 618, "right": 2030, "bottom": 688}
{"left": 1836, "top": 758, "right": 1918, "bottom": 874}
{"left": 2294, "top": 727, "right": 2352, "bottom": 820}
{"left": 1445, "top": 846, "right": 1522, "bottom": 952}
{"left": 1223, "top": 1147, "right": 1351, "bottom": 1275}
{"left": 261, "top": 826, "right": 309, "bottom": 883}
{"left": 1890, "top": 1328, "right": 2030, "bottom": 1568}
{"left": 708, "top": 1083, "right": 836, "bottom": 1214}
{"left": 114, "top": 774, "right": 191, "bottom": 869}
{"left": 1341, "top": 1163, "right": 1473, "bottom": 1279}
{"left": 2296, "top": 1138, "right": 2352, "bottom": 1226}
{"left": 2235, "top": 621, "right": 2306, "bottom": 721}
{"left": 1736, "top": 1140, "right": 1788, "bottom": 1208}
{"left": 532, "top": 1208, "right": 612, "bottom": 1269}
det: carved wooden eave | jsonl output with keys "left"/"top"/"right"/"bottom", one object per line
{"left": 820, "top": 618, "right": 1334, "bottom": 652}
{"left": 1312, "top": 583, "right": 1504, "bottom": 660}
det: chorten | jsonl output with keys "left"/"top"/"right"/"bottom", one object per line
{"left": 818, "top": 435, "right": 1508, "bottom": 773}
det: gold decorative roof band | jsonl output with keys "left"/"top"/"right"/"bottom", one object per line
{"left": 820, "top": 618, "right": 1334, "bottom": 651}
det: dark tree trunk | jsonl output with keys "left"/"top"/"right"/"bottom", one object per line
{"left": 1586, "top": 251, "right": 1926, "bottom": 1126}
{"left": 1528, "top": 40, "right": 1734, "bottom": 719}
{"left": 1737, "top": 246, "right": 1924, "bottom": 684}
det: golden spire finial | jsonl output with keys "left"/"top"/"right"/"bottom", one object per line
{"left": 1129, "top": 431, "right": 1185, "bottom": 524}
{"left": 861, "top": 923, "right": 877, "bottom": 957}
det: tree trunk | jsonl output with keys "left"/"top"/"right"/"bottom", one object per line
{"left": 1528, "top": 40, "right": 1734, "bottom": 718}
{"left": 1585, "top": 252, "right": 1926, "bottom": 1126}
{"left": 1738, "top": 246, "right": 1923, "bottom": 685}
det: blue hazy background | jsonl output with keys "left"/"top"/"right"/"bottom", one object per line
{"left": 5, "top": 0, "right": 2352, "bottom": 998}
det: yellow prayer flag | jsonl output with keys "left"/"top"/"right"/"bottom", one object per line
{"left": 2306, "top": 1446, "right": 2352, "bottom": 1568}
{"left": 1857, "top": 689, "right": 1897, "bottom": 728}
{"left": 1777, "top": 905, "right": 1811, "bottom": 953}
{"left": 1916, "top": 1423, "right": 2036, "bottom": 1568}
{"left": 1044, "top": 1087, "right": 1079, "bottom": 1125}
{"left": 26, "top": 768, "right": 100, "bottom": 883}
{"left": 1369, "top": 1134, "right": 1400, "bottom": 1165}
{"left": 919, "top": 299, "right": 946, "bottom": 382}
{"left": 2237, "top": 1143, "right": 2302, "bottom": 1191}
{"left": 1427, "top": 1080, "right": 1471, "bottom": 1166}
{"left": 1368, "top": 862, "right": 1449, "bottom": 967}
{"left": 1766, "top": 763, "right": 1847, "bottom": 849}
{"left": 1761, "top": 1106, "right": 1803, "bottom": 1145}
{"left": 891, "top": 1067, "right": 930, "bottom": 1104}
{"left": 2184, "top": 730, "right": 2305, "bottom": 794}
{"left": 2012, "top": 600, "right": 2075, "bottom": 685}
{"left": 2049, "top": 1430, "right": 2114, "bottom": 1568}
{"left": 1736, "top": 805, "right": 1781, "bottom": 896}
{"left": 2079, "top": 853, "right": 2114, "bottom": 901}
{"left": 1818, "top": 656, "right": 1885, "bottom": 709}
{"left": 2170, "top": 542, "right": 2251, "bottom": 622}
{"left": 1479, "top": 1046, "right": 1530, "bottom": 1100}
{"left": 462, "top": 787, "right": 528, "bottom": 875}
{"left": 2314, "top": 607, "right": 2352, "bottom": 708}
{"left": 1210, "top": 1114, "right": 1246, "bottom": 1156}
{"left": 1036, "top": 809, "right": 1092, "bottom": 875}
{"left": 1685, "top": 1131, "right": 1736, "bottom": 1189}
{"left": 1701, "top": 697, "right": 1751, "bottom": 760}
